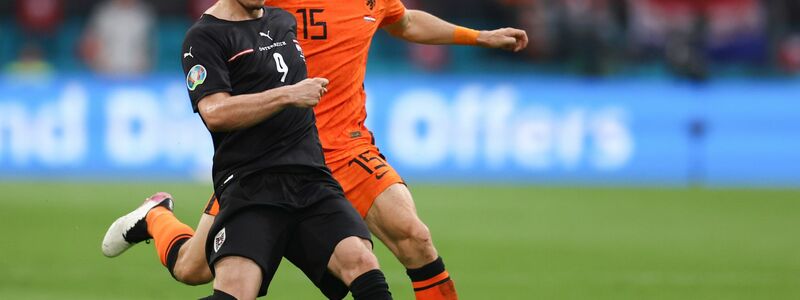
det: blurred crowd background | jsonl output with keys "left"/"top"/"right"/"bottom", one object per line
{"left": 2, "top": 0, "right": 800, "bottom": 79}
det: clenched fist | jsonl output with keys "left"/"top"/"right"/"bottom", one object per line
{"left": 286, "top": 77, "right": 329, "bottom": 108}
{"left": 477, "top": 28, "right": 529, "bottom": 52}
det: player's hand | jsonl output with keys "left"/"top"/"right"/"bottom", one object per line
{"left": 287, "top": 78, "right": 329, "bottom": 108}
{"left": 477, "top": 28, "right": 529, "bottom": 52}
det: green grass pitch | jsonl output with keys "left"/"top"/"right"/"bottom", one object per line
{"left": 1, "top": 182, "right": 799, "bottom": 299}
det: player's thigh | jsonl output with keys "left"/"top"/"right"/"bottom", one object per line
{"left": 327, "top": 145, "right": 404, "bottom": 218}
{"left": 176, "top": 195, "right": 217, "bottom": 273}
{"left": 187, "top": 194, "right": 219, "bottom": 258}
{"left": 209, "top": 184, "right": 291, "bottom": 297}
{"left": 364, "top": 183, "right": 439, "bottom": 267}
{"left": 173, "top": 212, "right": 215, "bottom": 284}
{"left": 213, "top": 256, "right": 262, "bottom": 300}
{"left": 364, "top": 183, "right": 423, "bottom": 242}
{"left": 284, "top": 193, "right": 372, "bottom": 298}
{"left": 189, "top": 213, "right": 215, "bottom": 253}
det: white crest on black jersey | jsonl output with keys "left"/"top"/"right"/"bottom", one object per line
{"left": 213, "top": 228, "right": 226, "bottom": 253}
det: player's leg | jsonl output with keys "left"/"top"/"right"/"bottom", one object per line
{"left": 326, "top": 236, "right": 379, "bottom": 283}
{"left": 168, "top": 194, "right": 218, "bottom": 284}
{"left": 284, "top": 174, "right": 392, "bottom": 300}
{"left": 327, "top": 145, "right": 458, "bottom": 299}
{"left": 102, "top": 192, "right": 197, "bottom": 278}
{"left": 102, "top": 192, "right": 215, "bottom": 285}
{"left": 102, "top": 192, "right": 185, "bottom": 258}
{"left": 366, "top": 183, "right": 457, "bottom": 299}
{"left": 204, "top": 206, "right": 288, "bottom": 299}
{"left": 204, "top": 178, "right": 292, "bottom": 299}
{"left": 366, "top": 184, "right": 436, "bottom": 267}
{"left": 208, "top": 256, "right": 262, "bottom": 300}
{"left": 170, "top": 213, "right": 214, "bottom": 285}
{"left": 328, "top": 236, "right": 380, "bottom": 286}
{"left": 328, "top": 237, "right": 392, "bottom": 300}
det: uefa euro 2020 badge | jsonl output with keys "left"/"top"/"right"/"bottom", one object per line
{"left": 187, "top": 64, "right": 207, "bottom": 91}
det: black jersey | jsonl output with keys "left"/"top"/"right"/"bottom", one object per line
{"left": 181, "top": 7, "right": 327, "bottom": 189}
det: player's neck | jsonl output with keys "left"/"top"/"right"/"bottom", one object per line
{"left": 207, "top": 0, "right": 263, "bottom": 22}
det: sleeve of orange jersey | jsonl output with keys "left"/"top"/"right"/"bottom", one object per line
{"left": 380, "top": 0, "right": 407, "bottom": 27}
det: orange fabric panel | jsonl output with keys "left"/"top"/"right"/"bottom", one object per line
{"left": 267, "top": 0, "right": 405, "bottom": 151}
{"left": 204, "top": 194, "right": 219, "bottom": 216}
{"left": 414, "top": 279, "right": 458, "bottom": 300}
{"left": 146, "top": 207, "right": 195, "bottom": 266}
{"left": 380, "top": 0, "right": 408, "bottom": 26}
{"left": 325, "top": 143, "right": 404, "bottom": 218}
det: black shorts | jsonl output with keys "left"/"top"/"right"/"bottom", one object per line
{"left": 206, "top": 169, "right": 372, "bottom": 299}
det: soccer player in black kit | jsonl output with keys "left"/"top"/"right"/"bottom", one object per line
{"left": 180, "top": 0, "right": 392, "bottom": 299}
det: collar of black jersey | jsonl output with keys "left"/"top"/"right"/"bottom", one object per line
{"left": 201, "top": 6, "right": 268, "bottom": 24}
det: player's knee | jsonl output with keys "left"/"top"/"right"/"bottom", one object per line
{"left": 172, "top": 249, "right": 214, "bottom": 285}
{"left": 343, "top": 244, "right": 379, "bottom": 271}
{"left": 343, "top": 250, "right": 380, "bottom": 284}
{"left": 332, "top": 238, "right": 380, "bottom": 283}
{"left": 173, "top": 263, "right": 213, "bottom": 286}
{"left": 408, "top": 222, "right": 432, "bottom": 247}
{"left": 356, "top": 248, "right": 380, "bottom": 270}
{"left": 397, "top": 220, "right": 432, "bottom": 251}
{"left": 395, "top": 221, "right": 437, "bottom": 264}
{"left": 213, "top": 257, "right": 262, "bottom": 299}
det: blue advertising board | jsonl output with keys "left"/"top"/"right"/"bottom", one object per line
{"left": 0, "top": 74, "right": 798, "bottom": 186}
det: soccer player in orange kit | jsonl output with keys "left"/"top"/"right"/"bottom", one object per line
{"left": 102, "top": 0, "right": 528, "bottom": 299}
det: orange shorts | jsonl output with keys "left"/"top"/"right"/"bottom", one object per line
{"left": 204, "top": 143, "right": 403, "bottom": 218}
{"left": 325, "top": 143, "right": 405, "bottom": 218}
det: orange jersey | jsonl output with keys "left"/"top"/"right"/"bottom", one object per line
{"left": 268, "top": 0, "right": 406, "bottom": 155}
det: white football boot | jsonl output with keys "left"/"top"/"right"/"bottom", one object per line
{"left": 101, "top": 192, "right": 174, "bottom": 257}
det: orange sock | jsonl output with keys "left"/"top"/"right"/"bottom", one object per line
{"left": 145, "top": 207, "right": 194, "bottom": 266}
{"left": 407, "top": 257, "right": 458, "bottom": 300}
{"left": 413, "top": 271, "right": 457, "bottom": 300}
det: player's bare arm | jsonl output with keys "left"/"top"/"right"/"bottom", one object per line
{"left": 197, "top": 77, "right": 329, "bottom": 132}
{"left": 382, "top": 9, "right": 529, "bottom": 52}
